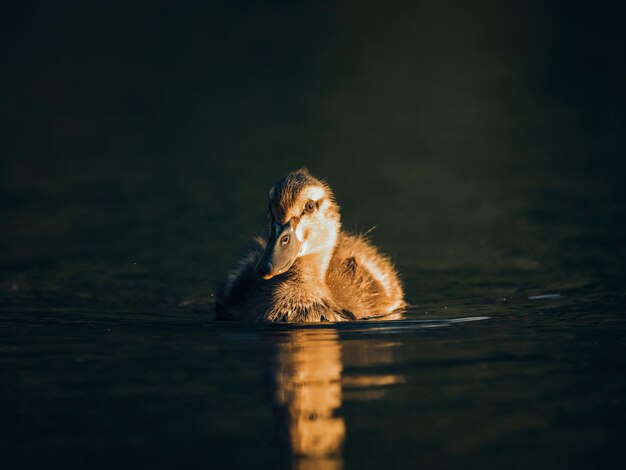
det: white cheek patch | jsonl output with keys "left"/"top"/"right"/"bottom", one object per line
{"left": 295, "top": 223, "right": 305, "bottom": 243}
{"left": 295, "top": 221, "right": 310, "bottom": 256}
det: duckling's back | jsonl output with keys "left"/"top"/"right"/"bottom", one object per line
{"left": 326, "top": 233, "right": 405, "bottom": 319}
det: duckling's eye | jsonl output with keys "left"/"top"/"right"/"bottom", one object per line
{"left": 304, "top": 200, "right": 316, "bottom": 214}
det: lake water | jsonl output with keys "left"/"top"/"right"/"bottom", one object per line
{"left": 1, "top": 1, "right": 625, "bottom": 468}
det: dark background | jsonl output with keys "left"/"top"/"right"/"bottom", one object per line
{"left": 2, "top": 0, "right": 625, "bottom": 309}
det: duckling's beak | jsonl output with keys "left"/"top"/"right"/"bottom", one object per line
{"left": 256, "top": 220, "right": 302, "bottom": 280}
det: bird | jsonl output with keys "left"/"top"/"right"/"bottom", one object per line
{"left": 216, "top": 168, "right": 405, "bottom": 322}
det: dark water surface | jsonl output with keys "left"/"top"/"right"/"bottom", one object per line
{"left": 1, "top": 1, "right": 626, "bottom": 468}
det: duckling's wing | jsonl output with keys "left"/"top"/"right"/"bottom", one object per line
{"left": 328, "top": 233, "right": 405, "bottom": 318}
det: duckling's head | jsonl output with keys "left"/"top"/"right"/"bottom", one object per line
{"left": 256, "top": 169, "right": 340, "bottom": 280}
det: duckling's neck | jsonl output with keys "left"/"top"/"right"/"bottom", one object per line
{"left": 296, "top": 232, "right": 338, "bottom": 288}
{"left": 298, "top": 251, "right": 332, "bottom": 283}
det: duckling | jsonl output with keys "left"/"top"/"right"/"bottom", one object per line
{"left": 216, "top": 169, "right": 405, "bottom": 322}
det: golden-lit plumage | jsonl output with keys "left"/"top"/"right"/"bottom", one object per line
{"left": 216, "top": 169, "right": 405, "bottom": 322}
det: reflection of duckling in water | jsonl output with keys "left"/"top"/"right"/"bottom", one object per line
{"left": 217, "top": 169, "right": 405, "bottom": 322}
{"left": 273, "top": 330, "right": 344, "bottom": 469}
{"left": 271, "top": 330, "right": 406, "bottom": 469}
